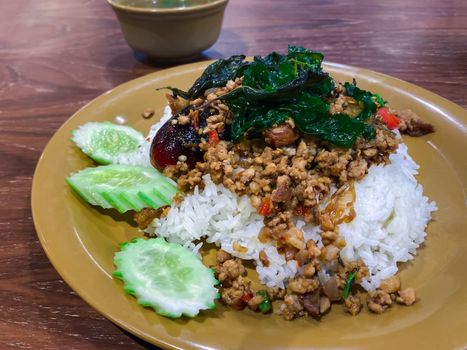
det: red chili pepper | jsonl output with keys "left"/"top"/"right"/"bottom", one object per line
{"left": 258, "top": 197, "right": 272, "bottom": 216}
{"left": 377, "top": 107, "right": 400, "bottom": 130}
{"left": 208, "top": 129, "right": 220, "bottom": 146}
{"left": 242, "top": 292, "right": 253, "bottom": 303}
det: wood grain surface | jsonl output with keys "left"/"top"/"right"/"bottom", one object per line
{"left": 0, "top": 0, "right": 466, "bottom": 349}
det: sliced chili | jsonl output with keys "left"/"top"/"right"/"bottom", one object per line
{"left": 242, "top": 292, "right": 253, "bottom": 303}
{"left": 377, "top": 107, "right": 400, "bottom": 130}
{"left": 258, "top": 197, "right": 272, "bottom": 216}
{"left": 208, "top": 129, "right": 220, "bottom": 146}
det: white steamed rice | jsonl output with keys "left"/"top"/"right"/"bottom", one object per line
{"left": 139, "top": 106, "right": 436, "bottom": 291}
{"left": 339, "top": 142, "right": 437, "bottom": 290}
{"left": 146, "top": 174, "right": 299, "bottom": 288}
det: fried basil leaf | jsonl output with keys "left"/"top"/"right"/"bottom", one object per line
{"left": 287, "top": 45, "right": 324, "bottom": 71}
{"left": 286, "top": 93, "right": 375, "bottom": 148}
{"left": 162, "top": 55, "right": 248, "bottom": 99}
{"left": 228, "top": 92, "right": 375, "bottom": 148}
{"left": 188, "top": 55, "right": 248, "bottom": 97}
{"left": 343, "top": 79, "right": 384, "bottom": 120}
{"left": 160, "top": 46, "right": 381, "bottom": 149}
{"left": 223, "top": 46, "right": 330, "bottom": 105}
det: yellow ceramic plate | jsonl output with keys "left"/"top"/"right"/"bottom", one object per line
{"left": 32, "top": 61, "right": 467, "bottom": 350}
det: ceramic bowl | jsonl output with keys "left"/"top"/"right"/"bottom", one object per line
{"left": 107, "top": 0, "right": 229, "bottom": 62}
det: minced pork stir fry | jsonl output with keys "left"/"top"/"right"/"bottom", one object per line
{"left": 131, "top": 46, "right": 435, "bottom": 320}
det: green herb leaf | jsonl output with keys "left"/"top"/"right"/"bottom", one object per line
{"left": 227, "top": 92, "right": 291, "bottom": 142}
{"left": 287, "top": 45, "right": 324, "bottom": 71}
{"left": 189, "top": 55, "right": 248, "bottom": 97}
{"left": 256, "top": 290, "right": 272, "bottom": 313}
{"left": 158, "top": 86, "right": 191, "bottom": 99}
{"left": 161, "top": 55, "right": 249, "bottom": 99}
{"left": 343, "top": 80, "right": 379, "bottom": 120}
{"left": 289, "top": 93, "right": 375, "bottom": 148}
{"left": 227, "top": 91, "right": 375, "bottom": 147}
{"left": 237, "top": 47, "right": 331, "bottom": 103}
{"left": 160, "top": 47, "right": 382, "bottom": 149}
{"left": 342, "top": 270, "right": 357, "bottom": 300}
{"left": 372, "top": 93, "right": 386, "bottom": 107}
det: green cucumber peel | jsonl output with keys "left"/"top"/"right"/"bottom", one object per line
{"left": 113, "top": 238, "right": 219, "bottom": 318}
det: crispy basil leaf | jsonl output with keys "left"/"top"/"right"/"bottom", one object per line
{"left": 372, "top": 93, "right": 386, "bottom": 107}
{"left": 343, "top": 79, "right": 381, "bottom": 120}
{"left": 287, "top": 45, "right": 324, "bottom": 71}
{"left": 159, "top": 47, "right": 382, "bottom": 149}
{"left": 301, "top": 114, "right": 375, "bottom": 148}
{"left": 286, "top": 93, "right": 374, "bottom": 148}
{"left": 229, "top": 92, "right": 375, "bottom": 147}
{"left": 243, "top": 52, "right": 293, "bottom": 90}
{"left": 232, "top": 106, "right": 290, "bottom": 142}
{"left": 188, "top": 55, "right": 248, "bottom": 97}
{"left": 223, "top": 48, "right": 330, "bottom": 105}
{"left": 161, "top": 55, "right": 248, "bottom": 99}
{"left": 158, "top": 86, "right": 192, "bottom": 99}
{"left": 305, "top": 76, "right": 335, "bottom": 96}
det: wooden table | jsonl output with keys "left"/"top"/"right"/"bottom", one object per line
{"left": 1, "top": 0, "right": 466, "bottom": 349}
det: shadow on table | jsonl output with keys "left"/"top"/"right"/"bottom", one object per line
{"left": 104, "top": 29, "right": 248, "bottom": 86}
{"left": 131, "top": 29, "right": 248, "bottom": 68}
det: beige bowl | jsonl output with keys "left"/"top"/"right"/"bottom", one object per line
{"left": 107, "top": 0, "right": 229, "bottom": 62}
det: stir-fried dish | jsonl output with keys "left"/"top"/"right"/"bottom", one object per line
{"left": 67, "top": 46, "right": 436, "bottom": 320}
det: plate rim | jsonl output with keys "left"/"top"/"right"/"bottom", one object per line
{"left": 31, "top": 60, "right": 467, "bottom": 350}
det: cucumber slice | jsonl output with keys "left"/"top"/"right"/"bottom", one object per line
{"left": 113, "top": 238, "right": 219, "bottom": 318}
{"left": 72, "top": 122, "right": 145, "bottom": 164}
{"left": 66, "top": 164, "right": 177, "bottom": 213}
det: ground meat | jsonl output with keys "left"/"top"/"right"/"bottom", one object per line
{"left": 396, "top": 109, "right": 435, "bottom": 136}
{"left": 379, "top": 275, "right": 401, "bottom": 294}
{"left": 341, "top": 259, "right": 369, "bottom": 283}
{"left": 247, "top": 295, "right": 264, "bottom": 311}
{"left": 315, "top": 149, "right": 351, "bottom": 180}
{"left": 133, "top": 207, "right": 163, "bottom": 229}
{"left": 343, "top": 295, "right": 363, "bottom": 316}
{"left": 306, "top": 240, "right": 321, "bottom": 259}
{"left": 173, "top": 167, "right": 204, "bottom": 192}
{"left": 216, "top": 249, "right": 232, "bottom": 264}
{"left": 396, "top": 288, "right": 416, "bottom": 306}
{"left": 221, "top": 283, "right": 246, "bottom": 310}
{"left": 320, "top": 231, "right": 338, "bottom": 245}
{"left": 302, "top": 263, "right": 316, "bottom": 278}
{"left": 347, "top": 159, "right": 368, "bottom": 180}
{"left": 216, "top": 258, "right": 246, "bottom": 285}
{"left": 320, "top": 244, "right": 340, "bottom": 262}
{"left": 287, "top": 277, "right": 320, "bottom": 294}
{"left": 266, "top": 287, "right": 286, "bottom": 301}
{"left": 279, "top": 294, "right": 304, "bottom": 320}
{"left": 367, "top": 290, "right": 393, "bottom": 314}
{"left": 295, "top": 249, "right": 310, "bottom": 266}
